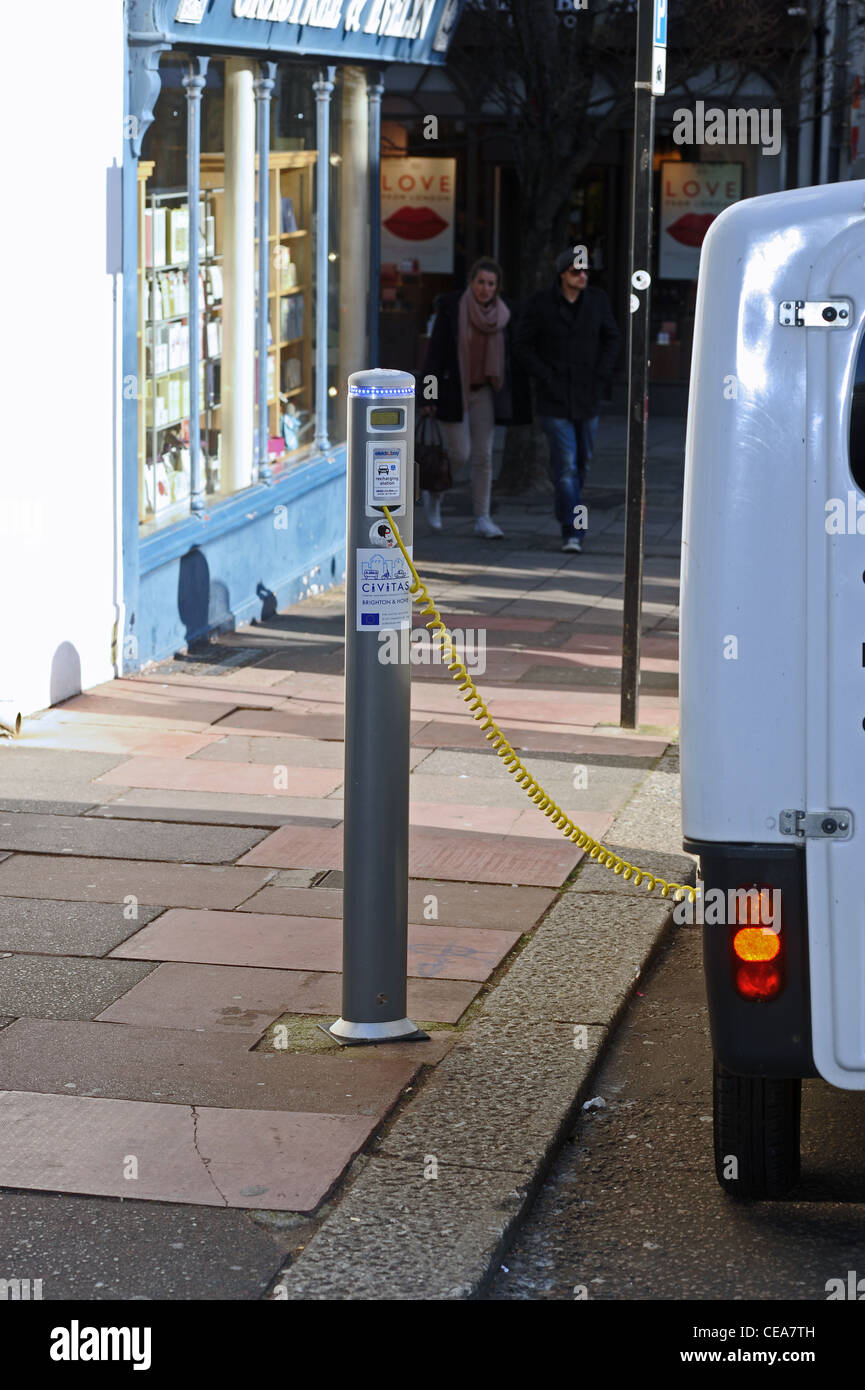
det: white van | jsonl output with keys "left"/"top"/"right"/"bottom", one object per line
{"left": 680, "top": 178, "right": 865, "bottom": 1197}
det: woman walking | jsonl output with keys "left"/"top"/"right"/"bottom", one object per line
{"left": 420, "top": 258, "right": 520, "bottom": 538}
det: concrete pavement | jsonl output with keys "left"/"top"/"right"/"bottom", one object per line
{"left": 0, "top": 414, "right": 695, "bottom": 1299}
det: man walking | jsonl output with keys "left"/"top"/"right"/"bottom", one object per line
{"left": 516, "top": 250, "right": 621, "bottom": 553}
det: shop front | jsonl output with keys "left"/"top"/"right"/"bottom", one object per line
{"left": 124, "top": 0, "right": 463, "bottom": 669}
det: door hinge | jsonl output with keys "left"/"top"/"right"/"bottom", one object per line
{"left": 778, "top": 299, "right": 852, "bottom": 327}
{"left": 779, "top": 808, "right": 853, "bottom": 839}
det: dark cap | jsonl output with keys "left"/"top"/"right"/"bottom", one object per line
{"left": 556, "top": 248, "right": 578, "bottom": 276}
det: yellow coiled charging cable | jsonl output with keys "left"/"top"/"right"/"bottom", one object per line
{"left": 381, "top": 505, "right": 696, "bottom": 905}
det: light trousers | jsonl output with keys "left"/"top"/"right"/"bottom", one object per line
{"left": 438, "top": 385, "right": 496, "bottom": 518}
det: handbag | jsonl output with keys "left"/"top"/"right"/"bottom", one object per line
{"left": 415, "top": 412, "right": 452, "bottom": 494}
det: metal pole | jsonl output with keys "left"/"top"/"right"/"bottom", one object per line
{"left": 313, "top": 67, "right": 336, "bottom": 454}
{"left": 182, "top": 55, "right": 209, "bottom": 515}
{"left": 620, "top": 0, "right": 657, "bottom": 729}
{"left": 254, "top": 61, "right": 277, "bottom": 485}
{"left": 329, "top": 368, "right": 426, "bottom": 1045}
{"left": 367, "top": 71, "right": 384, "bottom": 368}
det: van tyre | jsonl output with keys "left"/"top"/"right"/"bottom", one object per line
{"left": 712, "top": 1058, "right": 801, "bottom": 1198}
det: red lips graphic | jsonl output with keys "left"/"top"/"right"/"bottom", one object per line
{"left": 666, "top": 212, "right": 717, "bottom": 247}
{"left": 383, "top": 205, "right": 449, "bottom": 241}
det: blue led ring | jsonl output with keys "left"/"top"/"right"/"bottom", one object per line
{"left": 348, "top": 385, "right": 415, "bottom": 396}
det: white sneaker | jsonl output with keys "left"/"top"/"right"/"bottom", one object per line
{"left": 474, "top": 515, "right": 504, "bottom": 539}
{"left": 422, "top": 490, "right": 443, "bottom": 531}
{"left": 561, "top": 535, "right": 583, "bottom": 553}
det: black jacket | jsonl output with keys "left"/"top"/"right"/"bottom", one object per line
{"left": 515, "top": 281, "right": 622, "bottom": 420}
{"left": 420, "top": 290, "right": 531, "bottom": 426}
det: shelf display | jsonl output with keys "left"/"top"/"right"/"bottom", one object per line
{"left": 137, "top": 175, "right": 222, "bottom": 525}
{"left": 138, "top": 150, "right": 317, "bottom": 529}
{"left": 202, "top": 149, "right": 317, "bottom": 482}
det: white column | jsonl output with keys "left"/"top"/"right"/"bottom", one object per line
{"left": 222, "top": 57, "right": 256, "bottom": 493}
{"left": 313, "top": 67, "right": 335, "bottom": 455}
{"left": 337, "top": 67, "right": 369, "bottom": 443}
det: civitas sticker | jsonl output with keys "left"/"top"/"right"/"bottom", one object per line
{"left": 356, "top": 547, "right": 413, "bottom": 632}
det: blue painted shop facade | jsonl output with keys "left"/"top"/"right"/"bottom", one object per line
{"left": 124, "top": 0, "right": 462, "bottom": 668}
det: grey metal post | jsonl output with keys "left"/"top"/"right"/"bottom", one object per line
{"left": 254, "top": 62, "right": 277, "bottom": 485}
{"left": 367, "top": 71, "right": 384, "bottom": 368}
{"left": 329, "top": 368, "right": 426, "bottom": 1045}
{"left": 620, "top": 0, "right": 658, "bottom": 728}
{"left": 182, "top": 55, "right": 209, "bottom": 514}
{"left": 313, "top": 67, "right": 336, "bottom": 454}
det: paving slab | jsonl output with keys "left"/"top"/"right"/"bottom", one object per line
{"left": 0, "top": 748, "right": 130, "bottom": 805}
{"left": 0, "top": 1091, "right": 374, "bottom": 1211}
{"left": 0, "top": 856, "right": 273, "bottom": 908}
{"left": 57, "top": 694, "right": 240, "bottom": 727}
{"left": 46, "top": 705, "right": 218, "bottom": 734}
{"left": 16, "top": 725, "right": 223, "bottom": 757}
{"left": 559, "top": 631, "right": 678, "bottom": 657}
{"left": 0, "top": 799, "right": 102, "bottom": 817}
{"left": 84, "top": 791, "right": 342, "bottom": 828}
{"left": 137, "top": 666, "right": 289, "bottom": 689}
{"left": 510, "top": 809, "right": 614, "bottom": 843}
{"left": 410, "top": 719, "right": 666, "bottom": 756}
{"left": 409, "top": 765, "right": 644, "bottom": 811}
{"left": 96, "top": 756, "right": 343, "bottom": 799}
{"left": 0, "top": 1019, "right": 434, "bottom": 1114}
{"left": 0, "top": 1190, "right": 286, "bottom": 1300}
{"left": 407, "top": 801, "right": 522, "bottom": 836}
{"left": 96, "top": 963, "right": 475, "bottom": 1031}
{"left": 209, "top": 708, "right": 347, "bottom": 739}
{"left": 92, "top": 679, "right": 286, "bottom": 710}
{"left": 0, "top": 898, "right": 165, "bottom": 956}
{"left": 192, "top": 735, "right": 347, "bottom": 768}
{"left": 240, "top": 880, "right": 556, "bottom": 931}
{"left": 238, "top": 824, "right": 581, "bottom": 887}
{"left": 519, "top": 663, "right": 678, "bottom": 692}
{"left": 248, "top": 868, "right": 323, "bottom": 890}
{"left": 0, "top": 956, "right": 155, "bottom": 1019}
{"left": 425, "top": 613, "right": 555, "bottom": 633}
{"left": 110, "top": 909, "right": 521, "bottom": 981}
{"left": 214, "top": 708, "right": 429, "bottom": 742}
{"left": 0, "top": 812, "right": 267, "bottom": 864}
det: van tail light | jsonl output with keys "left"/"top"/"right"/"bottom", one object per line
{"left": 730, "top": 885, "right": 785, "bottom": 1000}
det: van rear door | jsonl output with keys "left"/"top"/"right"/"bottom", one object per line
{"left": 805, "top": 229, "right": 865, "bottom": 1089}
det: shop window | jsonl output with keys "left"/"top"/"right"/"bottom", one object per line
{"left": 137, "top": 56, "right": 356, "bottom": 533}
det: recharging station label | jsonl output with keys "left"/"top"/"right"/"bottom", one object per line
{"left": 367, "top": 441, "right": 404, "bottom": 507}
{"left": 356, "top": 547, "right": 413, "bottom": 631}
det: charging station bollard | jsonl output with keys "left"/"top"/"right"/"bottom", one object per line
{"left": 328, "top": 368, "right": 427, "bottom": 1045}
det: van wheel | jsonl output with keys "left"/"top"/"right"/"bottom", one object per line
{"left": 712, "top": 1058, "right": 801, "bottom": 1198}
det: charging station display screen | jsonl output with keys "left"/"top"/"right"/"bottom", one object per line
{"left": 369, "top": 407, "right": 405, "bottom": 429}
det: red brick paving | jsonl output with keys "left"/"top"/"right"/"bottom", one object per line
{"left": 96, "top": 962, "right": 475, "bottom": 1030}
{"left": 110, "top": 908, "right": 521, "bottom": 981}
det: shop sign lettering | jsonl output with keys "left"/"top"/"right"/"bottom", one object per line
{"left": 231, "top": 0, "right": 439, "bottom": 40}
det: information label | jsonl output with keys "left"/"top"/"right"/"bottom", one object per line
{"left": 368, "top": 442, "right": 403, "bottom": 504}
{"left": 356, "top": 546, "right": 413, "bottom": 632}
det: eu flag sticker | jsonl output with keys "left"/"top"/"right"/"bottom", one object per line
{"left": 361, "top": 613, "right": 380, "bottom": 626}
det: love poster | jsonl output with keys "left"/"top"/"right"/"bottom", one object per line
{"left": 381, "top": 157, "right": 456, "bottom": 273}
{"left": 659, "top": 162, "right": 742, "bottom": 280}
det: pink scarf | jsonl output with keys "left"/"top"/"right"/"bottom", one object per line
{"left": 458, "top": 287, "right": 510, "bottom": 411}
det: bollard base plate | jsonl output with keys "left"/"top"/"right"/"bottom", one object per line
{"left": 322, "top": 1017, "right": 430, "bottom": 1047}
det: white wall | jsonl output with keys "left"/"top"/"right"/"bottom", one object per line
{"left": 0, "top": 2, "right": 124, "bottom": 716}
